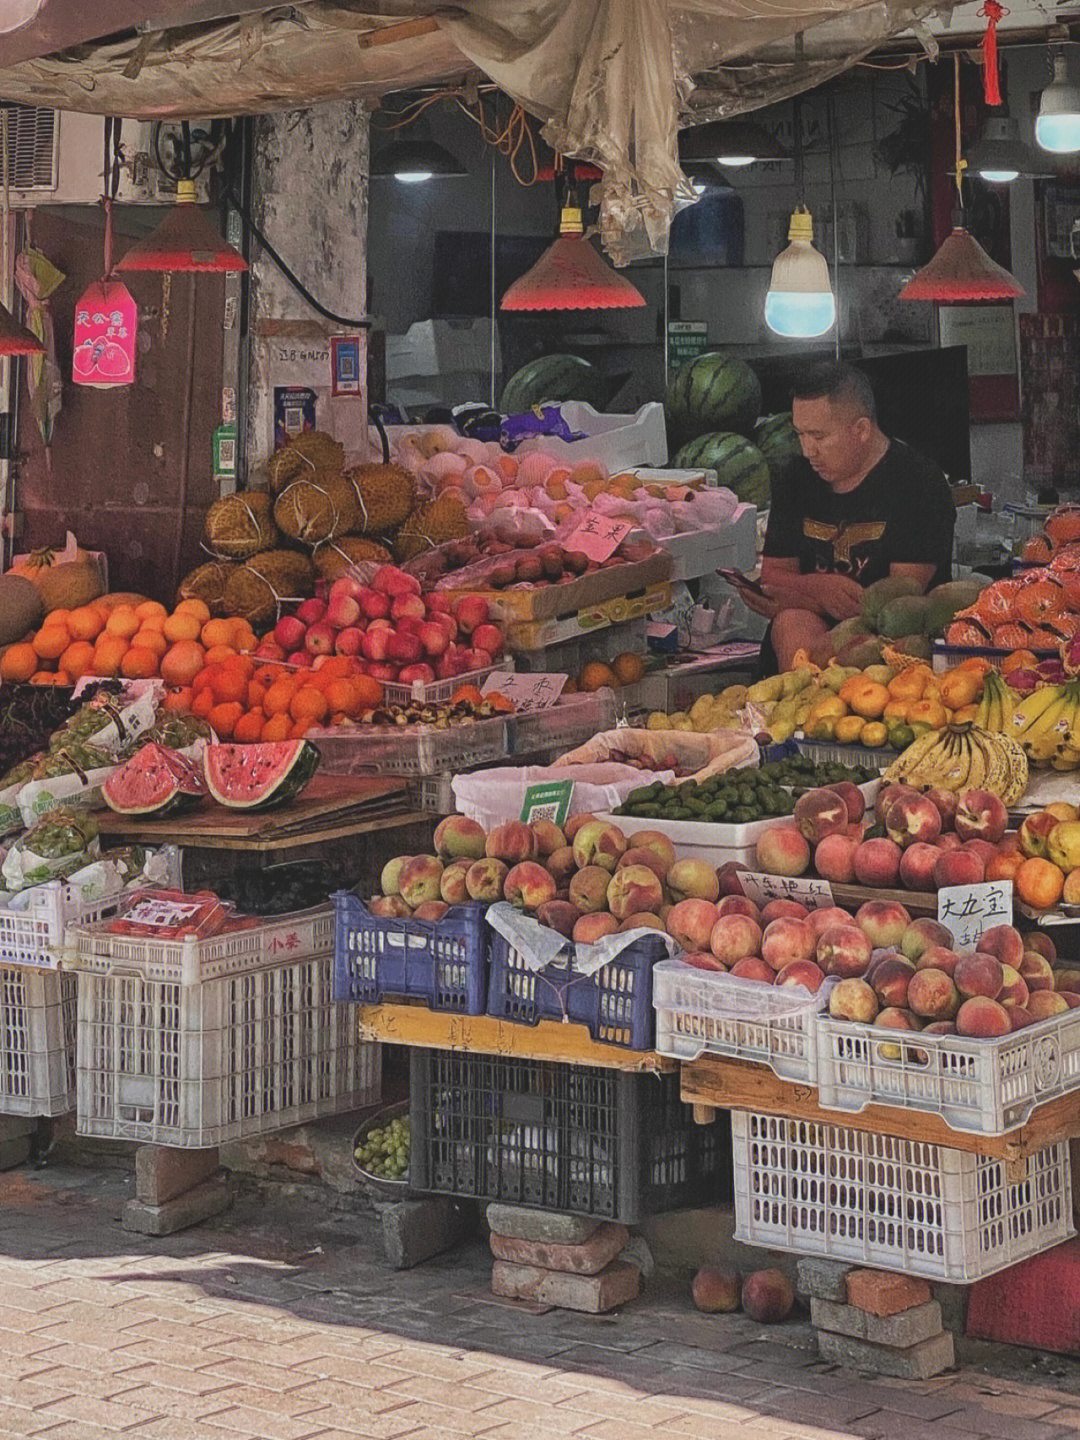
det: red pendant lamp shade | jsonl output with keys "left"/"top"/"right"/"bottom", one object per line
{"left": 0, "top": 300, "right": 44, "bottom": 356}
{"left": 116, "top": 180, "right": 247, "bottom": 274}
{"left": 501, "top": 207, "right": 645, "bottom": 311}
{"left": 900, "top": 226, "right": 1024, "bottom": 301}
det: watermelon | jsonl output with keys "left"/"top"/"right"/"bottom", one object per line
{"left": 204, "top": 740, "right": 320, "bottom": 811}
{"left": 102, "top": 743, "right": 207, "bottom": 817}
{"left": 500, "top": 354, "right": 599, "bottom": 414}
{"left": 753, "top": 412, "right": 802, "bottom": 482}
{"left": 671, "top": 432, "right": 771, "bottom": 509}
{"left": 665, "top": 352, "right": 762, "bottom": 444}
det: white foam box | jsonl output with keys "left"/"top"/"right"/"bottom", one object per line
{"left": 515, "top": 401, "right": 667, "bottom": 470}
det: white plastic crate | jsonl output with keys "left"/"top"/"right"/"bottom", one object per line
{"left": 0, "top": 966, "right": 76, "bottom": 1117}
{"left": 74, "top": 945, "right": 380, "bottom": 1147}
{"left": 794, "top": 738, "right": 893, "bottom": 772}
{"left": 815, "top": 1009, "right": 1080, "bottom": 1137}
{"left": 515, "top": 401, "right": 667, "bottom": 469}
{"left": 653, "top": 960, "right": 834, "bottom": 1082}
{"left": 380, "top": 661, "right": 512, "bottom": 708}
{"left": 312, "top": 718, "right": 510, "bottom": 778}
{"left": 732, "top": 1111, "right": 1073, "bottom": 1283}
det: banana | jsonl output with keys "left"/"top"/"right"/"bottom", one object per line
{"left": 1023, "top": 693, "right": 1071, "bottom": 763}
{"left": 1010, "top": 684, "right": 1065, "bottom": 739}
{"left": 975, "top": 685, "right": 993, "bottom": 730}
{"left": 883, "top": 730, "right": 940, "bottom": 785}
{"left": 950, "top": 731, "right": 975, "bottom": 792}
{"left": 907, "top": 731, "right": 957, "bottom": 790}
{"left": 963, "top": 730, "right": 989, "bottom": 791}
{"left": 969, "top": 727, "right": 1007, "bottom": 794}
{"left": 995, "top": 734, "right": 1030, "bottom": 804}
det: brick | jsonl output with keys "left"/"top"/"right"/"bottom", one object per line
{"left": 379, "top": 1195, "right": 472, "bottom": 1270}
{"left": 489, "top": 1222, "right": 629, "bottom": 1276}
{"left": 486, "top": 1204, "right": 600, "bottom": 1246}
{"left": 845, "top": 1268, "right": 932, "bottom": 1317}
{"left": 798, "top": 1257, "right": 854, "bottom": 1303}
{"left": 491, "top": 1258, "right": 640, "bottom": 1314}
{"left": 812, "top": 1296, "right": 944, "bottom": 1349}
{"left": 122, "top": 1177, "right": 233, "bottom": 1237}
{"left": 818, "top": 1328, "right": 955, "bottom": 1380}
{"left": 135, "top": 1145, "right": 221, "bottom": 1206}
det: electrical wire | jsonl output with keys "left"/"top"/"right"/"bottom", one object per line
{"left": 375, "top": 87, "right": 540, "bottom": 185}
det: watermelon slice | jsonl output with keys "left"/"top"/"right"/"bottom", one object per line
{"left": 103, "top": 743, "right": 207, "bottom": 817}
{"left": 203, "top": 740, "right": 320, "bottom": 811}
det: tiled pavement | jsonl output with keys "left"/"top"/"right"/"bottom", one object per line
{"left": 3, "top": 1162, "right": 1080, "bottom": 1440}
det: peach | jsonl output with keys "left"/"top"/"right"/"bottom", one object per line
{"left": 829, "top": 977, "right": 880, "bottom": 1023}
{"left": 916, "top": 944, "right": 960, "bottom": 976}
{"left": 630, "top": 830, "right": 678, "bottom": 872}
{"left": 717, "top": 861, "right": 747, "bottom": 896}
{"left": 572, "top": 820, "right": 627, "bottom": 874}
{"left": 923, "top": 1019, "right": 958, "bottom": 1036}
{"left": 718, "top": 895, "right": 762, "bottom": 923}
{"left": 900, "top": 917, "right": 953, "bottom": 963}
{"left": 710, "top": 914, "right": 764, "bottom": 966}
{"left": 998, "top": 965, "right": 1030, "bottom": 1010}
{"left": 899, "top": 843, "right": 942, "bottom": 893}
{"left": 568, "top": 865, "right": 612, "bottom": 915}
{"left": 1062, "top": 869, "right": 1080, "bottom": 906}
{"left": 955, "top": 953, "right": 1004, "bottom": 1002}
{"left": 1019, "top": 952, "right": 1055, "bottom": 992}
{"left": 827, "top": 780, "right": 865, "bottom": 823}
{"left": 853, "top": 838, "right": 902, "bottom": 889}
{"left": 563, "top": 811, "right": 598, "bottom": 842}
{"left": 619, "top": 912, "right": 666, "bottom": 933}
{"left": 807, "top": 905, "right": 855, "bottom": 937}
{"left": 872, "top": 956, "right": 916, "bottom": 1009}
{"left": 573, "top": 913, "right": 620, "bottom": 944}
{"left": 504, "top": 861, "right": 558, "bottom": 913}
{"left": 380, "top": 855, "right": 412, "bottom": 896}
{"left": 760, "top": 899, "right": 809, "bottom": 925}
{"left": 440, "top": 860, "right": 471, "bottom": 905}
{"left": 398, "top": 855, "right": 444, "bottom": 908}
{"left": 934, "top": 849, "right": 985, "bottom": 889}
{"left": 433, "top": 815, "right": 487, "bottom": 862}
{"left": 775, "top": 960, "right": 826, "bottom": 993}
{"left": 607, "top": 865, "right": 664, "bottom": 921}
{"left": 536, "top": 899, "right": 581, "bottom": 938}
{"left": 730, "top": 957, "right": 775, "bottom": 983}
{"left": 937, "top": 833, "right": 963, "bottom": 853}
{"left": 908, "top": 968, "right": 961, "bottom": 1021}
{"left": 886, "top": 794, "right": 943, "bottom": 850}
{"left": 755, "top": 825, "right": 811, "bottom": 878}
{"left": 1028, "top": 990, "right": 1071, "bottom": 1021}
{"left": 987, "top": 851, "right": 1025, "bottom": 884}
{"left": 529, "top": 819, "right": 566, "bottom": 858}
{"left": 875, "top": 1006, "right": 921, "bottom": 1058}
{"left": 412, "top": 900, "right": 449, "bottom": 921}
{"left": 1015, "top": 857, "right": 1064, "bottom": 911}
{"left": 1026, "top": 931, "right": 1057, "bottom": 962}
{"left": 761, "top": 917, "right": 817, "bottom": 972}
{"left": 1061, "top": 993, "right": 1080, "bottom": 1009}
{"left": 956, "top": 996, "right": 1011, "bottom": 1037}
{"left": 1009, "top": 1007, "right": 1036, "bottom": 1031}
{"left": 692, "top": 1268, "right": 740, "bottom": 1314}
{"left": 741, "top": 1270, "right": 794, "bottom": 1324}
{"left": 547, "top": 846, "right": 578, "bottom": 884}
{"left": 855, "top": 900, "right": 911, "bottom": 951}
{"left": 1055, "top": 967, "right": 1080, "bottom": 991}
{"left": 955, "top": 789, "right": 1009, "bottom": 844}
{"left": 667, "top": 858, "right": 720, "bottom": 904}
{"left": 667, "top": 899, "right": 721, "bottom": 952}
{"left": 794, "top": 787, "right": 849, "bottom": 845}
{"left": 369, "top": 895, "right": 411, "bottom": 918}
{"left": 619, "top": 847, "right": 669, "bottom": 884}
{"left": 816, "top": 924, "right": 873, "bottom": 979}
{"left": 875, "top": 783, "right": 917, "bottom": 823}
{"left": 681, "top": 951, "right": 726, "bottom": 971}
{"left": 466, "top": 858, "right": 508, "bottom": 903}
{"left": 926, "top": 787, "right": 959, "bottom": 829}
{"left": 486, "top": 821, "right": 538, "bottom": 864}
{"left": 978, "top": 924, "right": 1025, "bottom": 970}
{"left": 962, "top": 839, "right": 1000, "bottom": 868}
{"left": 1019, "top": 811, "right": 1059, "bottom": 859}
{"left": 813, "top": 834, "right": 858, "bottom": 885}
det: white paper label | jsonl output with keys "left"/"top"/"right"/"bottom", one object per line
{"left": 738, "top": 872, "right": 834, "bottom": 909}
{"left": 937, "top": 880, "right": 1013, "bottom": 950}
{"left": 482, "top": 671, "right": 567, "bottom": 714}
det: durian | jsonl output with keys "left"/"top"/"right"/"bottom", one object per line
{"left": 395, "top": 494, "right": 470, "bottom": 563}
{"left": 274, "top": 472, "right": 362, "bottom": 546}
{"left": 312, "top": 536, "right": 394, "bottom": 582}
{"left": 204, "top": 490, "right": 278, "bottom": 560}
{"left": 223, "top": 550, "right": 315, "bottom": 630}
{"left": 345, "top": 463, "right": 417, "bottom": 535}
{"left": 265, "top": 431, "right": 345, "bottom": 495}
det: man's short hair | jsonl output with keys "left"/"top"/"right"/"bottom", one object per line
{"left": 792, "top": 362, "right": 877, "bottom": 423}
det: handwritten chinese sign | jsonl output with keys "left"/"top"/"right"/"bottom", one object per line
{"left": 738, "top": 872, "right": 835, "bottom": 909}
{"left": 937, "top": 880, "right": 1013, "bottom": 950}
{"left": 72, "top": 279, "right": 137, "bottom": 388}
{"left": 563, "top": 512, "right": 634, "bottom": 563}
{"left": 521, "top": 781, "right": 574, "bottom": 828}
{"left": 482, "top": 671, "right": 567, "bottom": 714}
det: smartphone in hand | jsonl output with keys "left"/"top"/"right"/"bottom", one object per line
{"left": 717, "top": 567, "right": 766, "bottom": 596}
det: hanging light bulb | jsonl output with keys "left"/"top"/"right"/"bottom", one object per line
{"left": 1037, "top": 54, "right": 1080, "bottom": 154}
{"left": 764, "top": 206, "right": 835, "bottom": 338}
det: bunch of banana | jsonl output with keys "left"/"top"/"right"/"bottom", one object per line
{"left": 1007, "top": 680, "right": 1080, "bottom": 766}
{"left": 883, "top": 723, "right": 1028, "bottom": 803}
{"left": 973, "top": 670, "right": 1017, "bottom": 733}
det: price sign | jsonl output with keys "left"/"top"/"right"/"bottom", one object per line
{"left": 481, "top": 671, "right": 567, "bottom": 714}
{"left": 520, "top": 781, "right": 574, "bottom": 828}
{"left": 562, "top": 512, "right": 634, "bottom": 563}
{"left": 937, "top": 880, "right": 1013, "bottom": 950}
{"left": 738, "top": 872, "right": 835, "bottom": 909}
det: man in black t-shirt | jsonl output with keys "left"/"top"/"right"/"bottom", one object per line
{"left": 733, "top": 362, "right": 956, "bottom": 671}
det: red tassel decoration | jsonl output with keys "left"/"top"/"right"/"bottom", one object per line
{"left": 979, "top": 0, "right": 1007, "bottom": 106}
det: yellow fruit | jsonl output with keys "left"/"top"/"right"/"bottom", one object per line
{"left": 834, "top": 715, "right": 867, "bottom": 745}
{"left": 806, "top": 695, "right": 848, "bottom": 722}
{"left": 861, "top": 722, "right": 888, "bottom": 748}
{"left": 805, "top": 716, "right": 837, "bottom": 742}
{"left": 646, "top": 712, "right": 670, "bottom": 731}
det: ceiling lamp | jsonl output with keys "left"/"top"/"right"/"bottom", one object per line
{"left": 0, "top": 300, "right": 43, "bottom": 356}
{"left": 115, "top": 180, "right": 247, "bottom": 273}
{"left": 500, "top": 205, "right": 646, "bottom": 311}
{"left": 679, "top": 119, "right": 787, "bottom": 169}
{"left": 370, "top": 138, "right": 466, "bottom": 183}
{"left": 764, "top": 206, "right": 835, "bottom": 338}
{"left": 1037, "top": 54, "right": 1080, "bottom": 154}
{"left": 968, "top": 116, "right": 1050, "bottom": 183}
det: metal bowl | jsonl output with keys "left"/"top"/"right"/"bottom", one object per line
{"left": 351, "top": 1100, "right": 412, "bottom": 1202}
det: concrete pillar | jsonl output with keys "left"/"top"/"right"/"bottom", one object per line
{"left": 245, "top": 101, "right": 370, "bottom": 472}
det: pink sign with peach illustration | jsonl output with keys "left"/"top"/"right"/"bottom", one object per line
{"left": 72, "top": 279, "right": 137, "bottom": 387}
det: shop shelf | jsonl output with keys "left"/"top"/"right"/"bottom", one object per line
{"left": 410, "top": 1048, "right": 730, "bottom": 1222}
{"left": 733, "top": 1111, "right": 1073, "bottom": 1283}
{"left": 815, "top": 1008, "right": 1080, "bottom": 1137}
{"left": 652, "top": 959, "right": 834, "bottom": 1082}
{"left": 312, "top": 718, "right": 510, "bottom": 778}
{"left": 487, "top": 928, "right": 666, "bottom": 1050}
{"left": 333, "top": 892, "right": 489, "bottom": 1014}
{"left": 0, "top": 967, "right": 76, "bottom": 1117}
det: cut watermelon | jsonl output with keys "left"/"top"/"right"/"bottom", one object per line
{"left": 103, "top": 743, "right": 207, "bottom": 817}
{"left": 203, "top": 740, "right": 320, "bottom": 811}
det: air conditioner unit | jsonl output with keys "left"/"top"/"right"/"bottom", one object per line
{"left": 6, "top": 110, "right": 213, "bottom": 207}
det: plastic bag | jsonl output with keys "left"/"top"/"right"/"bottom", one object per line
{"left": 103, "top": 887, "right": 238, "bottom": 939}
{"left": 452, "top": 762, "right": 678, "bottom": 830}
{"left": 3, "top": 808, "right": 100, "bottom": 892}
{"left": 557, "top": 728, "right": 759, "bottom": 783}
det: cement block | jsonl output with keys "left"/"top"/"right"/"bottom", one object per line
{"left": 797, "top": 1256, "right": 853, "bottom": 1303}
{"left": 122, "top": 1176, "right": 232, "bottom": 1237}
{"left": 380, "top": 1197, "right": 471, "bottom": 1270}
{"left": 486, "top": 1203, "right": 600, "bottom": 1246}
{"left": 846, "top": 1268, "right": 932, "bottom": 1317}
{"left": 812, "top": 1296, "right": 943, "bottom": 1349}
{"left": 492, "top": 1257, "right": 641, "bottom": 1313}
{"left": 818, "top": 1328, "right": 955, "bottom": 1380}
{"left": 135, "top": 1145, "right": 220, "bottom": 1206}
{"left": 489, "top": 1222, "right": 628, "bottom": 1276}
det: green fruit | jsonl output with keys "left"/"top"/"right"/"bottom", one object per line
{"left": 666, "top": 352, "right": 762, "bottom": 443}
{"left": 671, "top": 431, "right": 770, "bottom": 508}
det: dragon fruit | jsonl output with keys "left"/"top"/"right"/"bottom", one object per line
{"left": 1062, "top": 634, "right": 1080, "bottom": 677}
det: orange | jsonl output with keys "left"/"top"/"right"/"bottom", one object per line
{"left": 314, "top": 656, "right": 354, "bottom": 681}
{"left": 247, "top": 680, "right": 268, "bottom": 710}
{"left": 121, "top": 646, "right": 160, "bottom": 680}
{"left": 200, "top": 619, "right": 236, "bottom": 650}
{"left": 289, "top": 718, "right": 314, "bottom": 739}
{"left": 847, "top": 680, "right": 890, "bottom": 721}
{"left": 232, "top": 626, "right": 257, "bottom": 654}
{"left": 30, "top": 670, "right": 60, "bottom": 684}
{"left": 253, "top": 663, "right": 288, "bottom": 689}
{"left": 92, "top": 635, "right": 129, "bottom": 677}
{"left": 264, "top": 680, "right": 299, "bottom": 717}
{"left": 136, "top": 612, "right": 167, "bottom": 634}
{"left": 325, "top": 678, "right": 360, "bottom": 717}
{"left": 354, "top": 674, "right": 384, "bottom": 709}
{"left": 163, "top": 686, "right": 194, "bottom": 714}
{"left": 1016, "top": 857, "right": 1065, "bottom": 911}
{"left": 162, "top": 611, "right": 203, "bottom": 644}
{"left": 190, "top": 688, "right": 216, "bottom": 720}
{"left": 578, "top": 663, "right": 617, "bottom": 693}
{"left": 208, "top": 701, "right": 244, "bottom": 738}
{"left": 59, "top": 641, "right": 96, "bottom": 681}
{"left": 261, "top": 712, "right": 293, "bottom": 743}
{"left": 611, "top": 652, "right": 646, "bottom": 686}
{"left": 67, "top": 605, "right": 106, "bottom": 642}
{"left": 32, "top": 626, "right": 71, "bottom": 661}
{"left": 46, "top": 608, "right": 72, "bottom": 629}
{"left": 204, "top": 644, "right": 238, "bottom": 665}
{"left": 210, "top": 666, "right": 250, "bottom": 706}
{"left": 105, "top": 607, "right": 140, "bottom": 640}
{"left": 132, "top": 629, "right": 168, "bottom": 659}
{"left": 0, "top": 642, "right": 37, "bottom": 683}
{"left": 289, "top": 686, "right": 329, "bottom": 723}
{"left": 1002, "top": 650, "right": 1038, "bottom": 678}
{"left": 160, "top": 640, "right": 206, "bottom": 688}
{"left": 232, "top": 710, "right": 266, "bottom": 744}
{"left": 175, "top": 599, "right": 211, "bottom": 624}
{"left": 135, "top": 600, "right": 168, "bottom": 623}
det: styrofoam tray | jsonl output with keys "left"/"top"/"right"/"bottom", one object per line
{"left": 514, "top": 401, "right": 667, "bottom": 470}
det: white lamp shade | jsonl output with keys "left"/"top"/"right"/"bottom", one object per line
{"left": 1037, "top": 55, "right": 1080, "bottom": 154}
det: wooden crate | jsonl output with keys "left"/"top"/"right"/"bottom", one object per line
{"left": 441, "top": 552, "right": 672, "bottom": 623}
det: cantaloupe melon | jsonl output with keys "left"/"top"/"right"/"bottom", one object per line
{"left": 0, "top": 574, "right": 45, "bottom": 647}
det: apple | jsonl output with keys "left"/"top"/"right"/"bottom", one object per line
{"left": 274, "top": 615, "right": 307, "bottom": 650}
{"left": 326, "top": 594, "right": 361, "bottom": 630}
{"left": 334, "top": 627, "right": 364, "bottom": 657}
{"left": 296, "top": 598, "right": 327, "bottom": 626}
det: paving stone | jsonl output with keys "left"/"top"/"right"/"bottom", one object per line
{"left": 846, "top": 1269, "right": 933, "bottom": 1318}
{"left": 818, "top": 1328, "right": 955, "bottom": 1380}
{"left": 489, "top": 1222, "right": 629, "bottom": 1276}
{"left": 798, "top": 1258, "right": 855, "bottom": 1303}
{"left": 812, "top": 1297, "right": 944, "bottom": 1349}
{"left": 491, "top": 1258, "right": 641, "bottom": 1314}
{"left": 122, "top": 1177, "right": 233, "bottom": 1237}
{"left": 486, "top": 1204, "right": 601, "bottom": 1246}
{"left": 378, "top": 1195, "right": 472, "bottom": 1269}
{"left": 135, "top": 1146, "right": 221, "bottom": 1206}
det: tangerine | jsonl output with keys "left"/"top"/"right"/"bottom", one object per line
{"left": 175, "top": 598, "right": 211, "bottom": 624}
{"left": 210, "top": 666, "right": 250, "bottom": 706}
{"left": 0, "top": 642, "right": 37, "bottom": 683}
{"left": 163, "top": 686, "right": 194, "bottom": 713}
{"left": 135, "top": 600, "right": 168, "bottom": 622}
{"left": 232, "top": 710, "right": 266, "bottom": 744}
{"left": 324, "top": 679, "right": 360, "bottom": 717}
{"left": 104, "top": 607, "right": 140, "bottom": 640}
{"left": 261, "top": 713, "right": 293, "bottom": 742}
{"left": 132, "top": 629, "right": 168, "bottom": 659}
{"left": 263, "top": 680, "right": 299, "bottom": 717}
{"left": 611, "top": 652, "right": 646, "bottom": 686}
{"left": 247, "top": 680, "right": 267, "bottom": 710}
{"left": 200, "top": 618, "right": 236, "bottom": 650}
{"left": 160, "top": 640, "right": 206, "bottom": 688}
{"left": 289, "top": 718, "right": 314, "bottom": 739}
{"left": 204, "top": 644, "right": 238, "bottom": 665}
{"left": 92, "top": 635, "right": 129, "bottom": 677}
{"left": 354, "top": 675, "right": 384, "bottom": 709}
{"left": 32, "top": 626, "right": 71, "bottom": 662}
{"left": 135, "top": 612, "right": 167, "bottom": 634}
{"left": 314, "top": 656, "right": 355, "bottom": 681}
{"left": 46, "top": 609, "right": 72, "bottom": 628}
{"left": 208, "top": 701, "right": 244, "bottom": 738}
{"left": 579, "top": 662, "right": 617, "bottom": 692}
{"left": 59, "top": 641, "right": 96, "bottom": 681}
{"left": 163, "top": 611, "right": 203, "bottom": 644}
{"left": 290, "top": 686, "right": 329, "bottom": 723}
{"left": 190, "top": 688, "right": 215, "bottom": 720}
{"left": 67, "top": 606, "right": 106, "bottom": 642}
{"left": 121, "top": 647, "right": 160, "bottom": 680}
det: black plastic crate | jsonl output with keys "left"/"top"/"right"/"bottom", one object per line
{"left": 409, "top": 1048, "right": 731, "bottom": 1223}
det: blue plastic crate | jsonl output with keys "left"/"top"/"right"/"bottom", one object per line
{"left": 333, "top": 892, "right": 489, "bottom": 1014}
{"left": 486, "top": 927, "right": 665, "bottom": 1050}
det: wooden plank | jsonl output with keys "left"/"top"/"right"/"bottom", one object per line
{"left": 101, "top": 807, "right": 428, "bottom": 854}
{"left": 830, "top": 881, "right": 937, "bottom": 917}
{"left": 679, "top": 1053, "right": 1080, "bottom": 1161}
{"left": 356, "top": 1003, "right": 675, "bottom": 1075}
{"left": 356, "top": 16, "right": 440, "bottom": 48}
